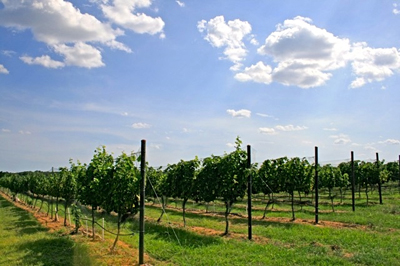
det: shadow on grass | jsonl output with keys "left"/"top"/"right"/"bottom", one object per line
{"left": 16, "top": 222, "right": 49, "bottom": 235}
{"left": 130, "top": 219, "right": 222, "bottom": 248}
{"left": 18, "top": 237, "right": 92, "bottom": 266}
{"left": 1, "top": 197, "right": 49, "bottom": 236}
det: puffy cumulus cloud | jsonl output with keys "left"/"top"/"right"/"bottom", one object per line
{"left": 198, "top": 16, "right": 252, "bottom": 71}
{"left": 234, "top": 61, "right": 272, "bottom": 84}
{"left": 258, "top": 17, "right": 350, "bottom": 69}
{"left": 0, "top": 0, "right": 126, "bottom": 45}
{"left": 236, "top": 16, "right": 351, "bottom": 89}
{"left": 131, "top": 122, "right": 151, "bottom": 129}
{"left": 330, "top": 134, "right": 351, "bottom": 145}
{"left": 100, "top": 0, "right": 165, "bottom": 36}
{"left": 349, "top": 43, "right": 400, "bottom": 88}
{"left": 232, "top": 16, "right": 400, "bottom": 89}
{"left": 0, "top": 0, "right": 165, "bottom": 68}
{"left": 20, "top": 55, "right": 65, "bottom": 68}
{"left": 226, "top": 109, "right": 251, "bottom": 118}
{"left": 271, "top": 61, "right": 332, "bottom": 88}
{"left": 0, "top": 64, "right": 9, "bottom": 74}
{"left": 259, "top": 124, "right": 307, "bottom": 135}
{"left": 53, "top": 43, "right": 104, "bottom": 68}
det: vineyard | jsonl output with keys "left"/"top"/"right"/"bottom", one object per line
{"left": 1, "top": 137, "right": 400, "bottom": 265}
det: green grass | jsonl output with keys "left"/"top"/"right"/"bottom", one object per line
{"left": 119, "top": 186, "right": 400, "bottom": 265}
{"left": 2, "top": 184, "right": 400, "bottom": 265}
{"left": 0, "top": 195, "right": 94, "bottom": 266}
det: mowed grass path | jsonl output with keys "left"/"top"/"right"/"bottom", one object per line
{"left": 0, "top": 195, "right": 93, "bottom": 266}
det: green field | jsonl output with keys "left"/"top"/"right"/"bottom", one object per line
{"left": 1, "top": 186, "right": 400, "bottom": 266}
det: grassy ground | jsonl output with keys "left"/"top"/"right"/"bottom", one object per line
{"left": 0, "top": 195, "right": 93, "bottom": 266}
{"left": 1, "top": 184, "right": 399, "bottom": 265}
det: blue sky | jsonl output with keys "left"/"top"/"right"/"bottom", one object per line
{"left": 1, "top": 0, "right": 400, "bottom": 172}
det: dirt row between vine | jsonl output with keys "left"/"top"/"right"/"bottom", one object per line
{"left": 150, "top": 203, "right": 372, "bottom": 231}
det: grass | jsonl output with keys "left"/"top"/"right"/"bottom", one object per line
{"left": 1, "top": 183, "right": 400, "bottom": 265}
{"left": 0, "top": 195, "right": 93, "bottom": 266}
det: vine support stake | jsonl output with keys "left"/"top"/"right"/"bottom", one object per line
{"left": 139, "top": 139, "right": 146, "bottom": 265}
{"left": 376, "top": 153, "right": 383, "bottom": 204}
{"left": 314, "top": 146, "right": 319, "bottom": 224}
{"left": 351, "top": 151, "right": 356, "bottom": 212}
{"left": 247, "top": 144, "right": 252, "bottom": 240}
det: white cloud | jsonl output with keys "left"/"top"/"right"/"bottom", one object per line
{"left": 132, "top": 122, "right": 151, "bottom": 129}
{"left": 250, "top": 37, "right": 259, "bottom": 46}
{"left": 2, "top": 129, "right": 11, "bottom": 133}
{"left": 275, "top": 125, "right": 308, "bottom": 131}
{"left": 259, "top": 124, "right": 307, "bottom": 135}
{"left": 234, "top": 61, "right": 272, "bottom": 84}
{"left": 100, "top": 0, "right": 165, "bottom": 36}
{"left": 0, "top": 64, "right": 9, "bottom": 74}
{"left": 330, "top": 133, "right": 351, "bottom": 145}
{"left": 251, "top": 16, "right": 351, "bottom": 88}
{"left": 19, "top": 130, "right": 32, "bottom": 135}
{"left": 379, "top": 139, "right": 400, "bottom": 145}
{"left": 2, "top": 50, "right": 16, "bottom": 57}
{"left": 0, "top": 0, "right": 141, "bottom": 68}
{"left": 0, "top": 0, "right": 125, "bottom": 45}
{"left": 20, "top": 55, "right": 65, "bottom": 69}
{"left": 259, "top": 127, "right": 276, "bottom": 135}
{"left": 349, "top": 43, "right": 400, "bottom": 88}
{"left": 256, "top": 113, "right": 273, "bottom": 118}
{"left": 226, "top": 109, "right": 251, "bottom": 118}
{"left": 226, "top": 142, "right": 236, "bottom": 148}
{"left": 393, "top": 3, "right": 400, "bottom": 15}
{"left": 323, "top": 127, "right": 337, "bottom": 131}
{"left": 53, "top": 42, "right": 104, "bottom": 68}
{"left": 198, "top": 16, "right": 252, "bottom": 71}
{"left": 232, "top": 16, "right": 400, "bottom": 89}
{"left": 150, "top": 143, "right": 162, "bottom": 149}
{"left": 176, "top": 1, "right": 185, "bottom": 7}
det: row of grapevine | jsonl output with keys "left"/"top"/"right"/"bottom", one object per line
{"left": 1, "top": 138, "right": 399, "bottom": 237}
{"left": 146, "top": 140, "right": 399, "bottom": 230}
{"left": 0, "top": 147, "right": 141, "bottom": 251}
